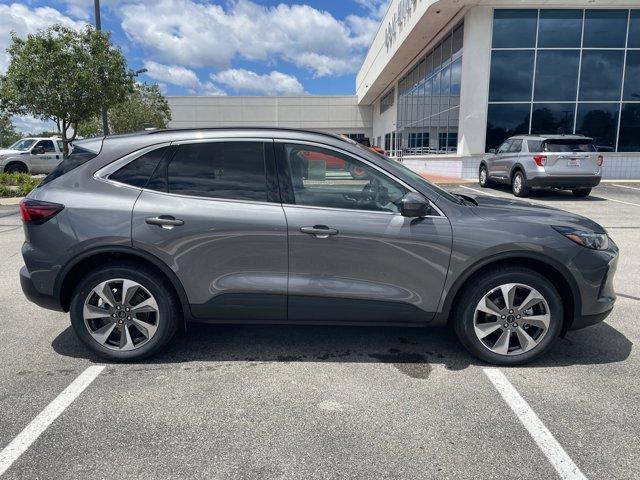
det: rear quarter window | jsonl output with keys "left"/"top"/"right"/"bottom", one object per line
{"left": 39, "top": 145, "right": 101, "bottom": 187}
{"left": 109, "top": 147, "right": 168, "bottom": 188}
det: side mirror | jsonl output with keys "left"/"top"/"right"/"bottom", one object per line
{"left": 400, "top": 192, "right": 431, "bottom": 218}
{"left": 489, "top": 148, "right": 497, "bottom": 154}
{"left": 31, "top": 145, "right": 45, "bottom": 155}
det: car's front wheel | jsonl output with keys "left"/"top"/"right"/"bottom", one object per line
{"left": 479, "top": 165, "right": 492, "bottom": 188}
{"left": 69, "top": 263, "right": 181, "bottom": 361}
{"left": 453, "top": 267, "right": 562, "bottom": 365}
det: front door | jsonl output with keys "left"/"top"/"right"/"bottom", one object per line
{"left": 276, "top": 142, "right": 452, "bottom": 324}
{"left": 31, "top": 140, "right": 58, "bottom": 173}
{"left": 131, "top": 139, "right": 288, "bottom": 321}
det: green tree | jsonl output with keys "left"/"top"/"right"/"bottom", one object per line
{"left": 0, "top": 112, "right": 20, "bottom": 148}
{"left": 79, "top": 83, "right": 171, "bottom": 136}
{"left": 0, "top": 25, "right": 133, "bottom": 156}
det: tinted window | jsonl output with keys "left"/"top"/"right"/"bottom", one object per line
{"left": 576, "top": 103, "right": 619, "bottom": 152}
{"left": 36, "top": 140, "right": 55, "bottom": 153}
{"left": 56, "top": 141, "right": 63, "bottom": 151}
{"left": 544, "top": 140, "right": 596, "bottom": 152}
{"left": 508, "top": 139, "right": 523, "bottom": 153}
{"left": 492, "top": 9, "right": 537, "bottom": 48}
{"left": 284, "top": 144, "right": 408, "bottom": 213}
{"left": 39, "top": 146, "right": 98, "bottom": 187}
{"left": 452, "top": 24, "right": 464, "bottom": 54}
{"left": 531, "top": 103, "right": 575, "bottom": 135}
{"left": 583, "top": 9, "right": 628, "bottom": 48}
{"left": 497, "top": 140, "right": 512, "bottom": 154}
{"left": 534, "top": 50, "right": 579, "bottom": 101}
{"left": 537, "top": 9, "right": 582, "bottom": 48}
{"left": 167, "top": 142, "right": 267, "bottom": 201}
{"left": 489, "top": 51, "right": 535, "bottom": 102}
{"left": 110, "top": 147, "right": 167, "bottom": 188}
{"left": 579, "top": 50, "right": 624, "bottom": 101}
{"left": 527, "top": 140, "right": 543, "bottom": 153}
{"left": 623, "top": 51, "right": 640, "bottom": 101}
{"left": 486, "top": 104, "right": 531, "bottom": 151}
{"left": 618, "top": 103, "right": 640, "bottom": 152}
{"left": 629, "top": 10, "right": 640, "bottom": 48}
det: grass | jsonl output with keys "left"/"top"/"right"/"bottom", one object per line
{"left": 0, "top": 172, "right": 41, "bottom": 197}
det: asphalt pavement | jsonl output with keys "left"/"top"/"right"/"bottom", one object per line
{"left": 0, "top": 183, "right": 638, "bottom": 479}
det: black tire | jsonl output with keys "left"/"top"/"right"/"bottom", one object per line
{"left": 572, "top": 188, "right": 591, "bottom": 198}
{"left": 453, "top": 267, "right": 563, "bottom": 365}
{"left": 69, "top": 262, "right": 181, "bottom": 361}
{"left": 479, "top": 165, "right": 492, "bottom": 188}
{"left": 511, "top": 170, "right": 530, "bottom": 197}
{"left": 5, "top": 163, "right": 28, "bottom": 174}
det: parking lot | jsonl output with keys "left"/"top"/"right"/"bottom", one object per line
{"left": 0, "top": 182, "right": 638, "bottom": 479}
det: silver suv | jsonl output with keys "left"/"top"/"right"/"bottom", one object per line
{"left": 480, "top": 135, "right": 602, "bottom": 198}
{"left": 19, "top": 128, "right": 618, "bottom": 365}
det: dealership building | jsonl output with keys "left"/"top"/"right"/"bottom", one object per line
{"left": 169, "top": 1, "right": 640, "bottom": 179}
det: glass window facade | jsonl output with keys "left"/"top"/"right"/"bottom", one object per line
{"left": 487, "top": 8, "right": 640, "bottom": 152}
{"left": 396, "top": 22, "right": 463, "bottom": 155}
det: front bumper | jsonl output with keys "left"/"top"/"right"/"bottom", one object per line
{"left": 20, "top": 266, "right": 64, "bottom": 312}
{"left": 528, "top": 175, "right": 601, "bottom": 189}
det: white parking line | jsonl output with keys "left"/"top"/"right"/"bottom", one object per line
{"left": 0, "top": 365, "right": 105, "bottom": 476}
{"left": 594, "top": 196, "right": 640, "bottom": 207}
{"left": 612, "top": 184, "right": 640, "bottom": 191}
{"left": 460, "top": 185, "right": 495, "bottom": 196}
{"left": 484, "top": 368, "right": 587, "bottom": 480}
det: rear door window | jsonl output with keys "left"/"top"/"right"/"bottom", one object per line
{"left": 166, "top": 142, "right": 269, "bottom": 202}
{"left": 544, "top": 140, "right": 596, "bottom": 152}
{"left": 110, "top": 147, "right": 169, "bottom": 188}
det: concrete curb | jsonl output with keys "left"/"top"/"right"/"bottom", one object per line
{"left": 0, "top": 197, "right": 23, "bottom": 206}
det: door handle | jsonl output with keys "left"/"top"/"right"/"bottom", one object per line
{"left": 145, "top": 215, "right": 184, "bottom": 229}
{"left": 300, "top": 225, "right": 338, "bottom": 238}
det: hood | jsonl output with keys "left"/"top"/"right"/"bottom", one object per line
{"left": 0, "top": 149, "right": 21, "bottom": 156}
{"left": 462, "top": 193, "right": 606, "bottom": 233}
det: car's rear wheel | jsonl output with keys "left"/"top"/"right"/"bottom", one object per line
{"left": 572, "top": 188, "right": 591, "bottom": 197}
{"left": 511, "top": 171, "right": 530, "bottom": 197}
{"left": 69, "top": 263, "right": 181, "bottom": 361}
{"left": 5, "top": 162, "right": 28, "bottom": 174}
{"left": 453, "top": 267, "right": 562, "bottom": 365}
{"left": 479, "top": 165, "right": 492, "bottom": 187}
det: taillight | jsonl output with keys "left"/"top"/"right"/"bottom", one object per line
{"left": 19, "top": 199, "right": 64, "bottom": 224}
{"left": 597, "top": 154, "right": 604, "bottom": 166}
{"left": 533, "top": 155, "right": 547, "bottom": 167}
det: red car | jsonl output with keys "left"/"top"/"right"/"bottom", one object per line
{"left": 299, "top": 145, "right": 386, "bottom": 179}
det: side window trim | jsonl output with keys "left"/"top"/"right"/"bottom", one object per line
{"left": 273, "top": 139, "right": 444, "bottom": 217}
{"left": 94, "top": 142, "right": 174, "bottom": 181}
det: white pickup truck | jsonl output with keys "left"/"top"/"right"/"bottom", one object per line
{"left": 0, "top": 137, "right": 64, "bottom": 174}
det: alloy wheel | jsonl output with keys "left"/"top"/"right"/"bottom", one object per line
{"left": 513, "top": 174, "right": 522, "bottom": 194}
{"left": 83, "top": 279, "right": 159, "bottom": 351}
{"left": 473, "top": 283, "right": 550, "bottom": 356}
{"left": 479, "top": 168, "right": 487, "bottom": 186}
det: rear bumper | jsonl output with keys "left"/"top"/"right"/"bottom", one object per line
{"left": 20, "top": 266, "right": 64, "bottom": 312}
{"left": 528, "top": 175, "right": 601, "bottom": 188}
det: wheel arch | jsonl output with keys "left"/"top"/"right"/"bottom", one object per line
{"left": 510, "top": 163, "right": 526, "bottom": 182}
{"left": 438, "top": 252, "right": 580, "bottom": 334}
{"left": 4, "top": 160, "right": 29, "bottom": 173}
{"left": 55, "top": 246, "right": 192, "bottom": 325}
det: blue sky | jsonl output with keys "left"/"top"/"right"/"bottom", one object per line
{"left": 1, "top": 0, "right": 389, "bottom": 104}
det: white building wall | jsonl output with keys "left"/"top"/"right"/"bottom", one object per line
{"left": 458, "top": 6, "right": 493, "bottom": 156}
{"left": 372, "top": 89, "right": 397, "bottom": 149}
{"left": 167, "top": 96, "right": 373, "bottom": 139}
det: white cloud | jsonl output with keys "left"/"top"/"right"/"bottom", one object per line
{"left": 0, "top": 3, "right": 86, "bottom": 73}
{"left": 142, "top": 60, "right": 226, "bottom": 95}
{"left": 119, "top": 0, "right": 380, "bottom": 77}
{"left": 11, "top": 115, "right": 57, "bottom": 135}
{"left": 210, "top": 69, "right": 305, "bottom": 95}
{"left": 354, "top": 0, "right": 391, "bottom": 20}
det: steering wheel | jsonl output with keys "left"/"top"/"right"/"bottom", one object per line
{"left": 358, "top": 178, "right": 391, "bottom": 210}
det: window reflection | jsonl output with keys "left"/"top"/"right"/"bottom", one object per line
{"left": 583, "top": 9, "right": 628, "bottom": 48}
{"left": 492, "top": 9, "right": 537, "bottom": 48}
{"left": 623, "top": 51, "right": 640, "bottom": 101}
{"left": 534, "top": 50, "right": 579, "bottom": 101}
{"left": 629, "top": 10, "right": 640, "bottom": 48}
{"left": 619, "top": 104, "right": 640, "bottom": 152}
{"left": 531, "top": 104, "right": 575, "bottom": 135}
{"left": 486, "top": 104, "right": 530, "bottom": 151}
{"left": 579, "top": 51, "right": 624, "bottom": 101}
{"left": 576, "top": 104, "right": 619, "bottom": 152}
{"left": 489, "top": 51, "right": 534, "bottom": 102}
{"left": 538, "top": 10, "right": 582, "bottom": 48}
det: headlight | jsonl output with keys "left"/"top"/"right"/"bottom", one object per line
{"left": 553, "top": 226, "right": 609, "bottom": 250}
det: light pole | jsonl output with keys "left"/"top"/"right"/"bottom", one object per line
{"left": 94, "top": 0, "right": 109, "bottom": 135}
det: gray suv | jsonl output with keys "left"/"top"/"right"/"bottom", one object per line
{"left": 480, "top": 135, "right": 602, "bottom": 197}
{"left": 19, "top": 129, "right": 618, "bottom": 365}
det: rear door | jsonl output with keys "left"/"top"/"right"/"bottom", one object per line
{"left": 130, "top": 139, "right": 288, "bottom": 321}
{"left": 275, "top": 141, "right": 452, "bottom": 324}
{"left": 542, "top": 139, "right": 600, "bottom": 175}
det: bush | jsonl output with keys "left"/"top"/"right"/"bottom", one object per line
{"left": 0, "top": 172, "right": 40, "bottom": 197}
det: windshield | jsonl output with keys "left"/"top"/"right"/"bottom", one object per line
{"left": 355, "top": 143, "right": 462, "bottom": 204}
{"left": 8, "top": 139, "right": 36, "bottom": 151}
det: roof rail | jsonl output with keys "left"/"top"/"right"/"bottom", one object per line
{"left": 142, "top": 126, "right": 355, "bottom": 143}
